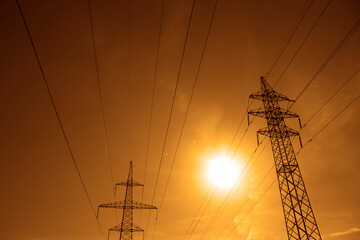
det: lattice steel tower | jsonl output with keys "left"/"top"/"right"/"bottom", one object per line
{"left": 248, "top": 77, "right": 322, "bottom": 240}
{"left": 98, "top": 161, "right": 157, "bottom": 240}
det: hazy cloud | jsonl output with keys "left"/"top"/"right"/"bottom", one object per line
{"left": 330, "top": 228, "right": 360, "bottom": 237}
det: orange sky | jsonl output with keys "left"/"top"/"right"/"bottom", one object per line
{"left": 0, "top": 0, "right": 359, "bottom": 240}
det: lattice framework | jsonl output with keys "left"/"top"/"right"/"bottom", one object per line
{"left": 248, "top": 77, "right": 322, "bottom": 240}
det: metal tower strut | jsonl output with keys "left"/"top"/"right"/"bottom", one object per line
{"left": 248, "top": 77, "right": 322, "bottom": 240}
{"left": 98, "top": 161, "right": 157, "bottom": 240}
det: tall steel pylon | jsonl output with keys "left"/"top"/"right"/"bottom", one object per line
{"left": 98, "top": 161, "right": 157, "bottom": 240}
{"left": 248, "top": 77, "right": 322, "bottom": 240}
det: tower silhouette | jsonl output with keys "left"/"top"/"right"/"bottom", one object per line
{"left": 98, "top": 161, "right": 157, "bottom": 240}
{"left": 248, "top": 77, "right": 322, "bottom": 240}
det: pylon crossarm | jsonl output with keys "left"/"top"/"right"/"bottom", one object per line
{"left": 114, "top": 180, "right": 144, "bottom": 195}
{"left": 99, "top": 201, "right": 124, "bottom": 209}
{"left": 99, "top": 201, "right": 157, "bottom": 210}
{"left": 249, "top": 91, "right": 293, "bottom": 102}
{"left": 256, "top": 126, "right": 300, "bottom": 138}
{"left": 109, "top": 224, "right": 144, "bottom": 232}
{"left": 130, "top": 201, "right": 157, "bottom": 209}
{"left": 116, "top": 180, "right": 144, "bottom": 187}
{"left": 283, "top": 127, "right": 300, "bottom": 137}
{"left": 248, "top": 108, "right": 299, "bottom": 119}
{"left": 257, "top": 127, "right": 271, "bottom": 137}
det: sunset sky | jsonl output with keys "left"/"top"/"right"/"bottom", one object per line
{"left": 0, "top": 0, "right": 359, "bottom": 240}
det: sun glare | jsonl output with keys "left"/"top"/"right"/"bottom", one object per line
{"left": 207, "top": 155, "right": 240, "bottom": 189}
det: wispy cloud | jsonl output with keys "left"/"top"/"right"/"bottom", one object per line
{"left": 245, "top": 228, "right": 255, "bottom": 240}
{"left": 330, "top": 227, "right": 360, "bottom": 237}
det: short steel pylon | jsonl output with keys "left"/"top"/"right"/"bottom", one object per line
{"left": 248, "top": 77, "right": 322, "bottom": 240}
{"left": 98, "top": 161, "right": 157, "bottom": 240}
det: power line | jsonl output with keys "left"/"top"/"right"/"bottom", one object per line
{"left": 158, "top": 0, "right": 318, "bottom": 234}
{"left": 181, "top": 99, "right": 252, "bottom": 240}
{"left": 145, "top": 0, "right": 197, "bottom": 233}
{"left": 186, "top": 187, "right": 218, "bottom": 240}
{"left": 16, "top": 0, "right": 105, "bottom": 238}
{"left": 181, "top": 0, "right": 318, "bottom": 234}
{"left": 298, "top": 93, "right": 360, "bottom": 154}
{"left": 181, "top": 185, "right": 216, "bottom": 240}
{"left": 188, "top": 0, "right": 316, "bottom": 231}
{"left": 140, "top": 0, "right": 166, "bottom": 225}
{"left": 273, "top": 0, "right": 334, "bottom": 88}
{"left": 190, "top": 136, "right": 265, "bottom": 240}
{"left": 157, "top": 0, "right": 220, "bottom": 216}
{"left": 182, "top": 113, "right": 255, "bottom": 240}
{"left": 198, "top": 140, "right": 269, "bottom": 240}
{"left": 188, "top": 3, "right": 320, "bottom": 231}
{"left": 142, "top": 0, "right": 165, "bottom": 199}
{"left": 87, "top": 0, "right": 118, "bottom": 224}
{"left": 266, "top": 0, "right": 314, "bottom": 79}
{"left": 223, "top": 179, "right": 276, "bottom": 240}
{"left": 193, "top": 1, "right": 338, "bottom": 235}
{"left": 303, "top": 67, "right": 360, "bottom": 127}
{"left": 211, "top": 2, "right": 329, "bottom": 234}
{"left": 181, "top": 4, "right": 358, "bottom": 240}
{"left": 188, "top": 1, "right": 323, "bottom": 233}
{"left": 128, "top": 0, "right": 132, "bottom": 163}
{"left": 291, "top": 17, "right": 360, "bottom": 104}
{"left": 214, "top": 164, "right": 274, "bottom": 240}
{"left": 183, "top": 123, "right": 262, "bottom": 240}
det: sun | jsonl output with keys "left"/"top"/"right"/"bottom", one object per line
{"left": 206, "top": 155, "right": 240, "bottom": 189}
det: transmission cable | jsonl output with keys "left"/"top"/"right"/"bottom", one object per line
{"left": 303, "top": 67, "right": 360, "bottom": 128}
{"left": 190, "top": 0, "right": 315, "bottom": 234}
{"left": 198, "top": 139, "right": 269, "bottom": 240}
{"left": 214, "top": 164, "right": 274, "bottom": 240}
{"left": 157, "top": 0, "right": 220, "bottom": 214}
{"left": 273, "top": 0, "right": 334, "bottom": 88}
{"left": 160, "top": 0, "right": 321, "bottom": 232}
{"left": 181, "top": 106, "right": 255, "bottom": 240}
{"left": 290, "top": 17, "right": 360, "bottom": 105}
{"left": 87, "top": 0, "right": 118, "bottom": 224}
{"left": 181, "top": 99, "right": 253, "bottom": 240}
{"left": 150, "top": 0, "right": 221, "bottom": 237}
{"left": 16, "top": 0, "right": 106, "bottom": 238}
{"left": 181, "top": 185, "right": 216, "bottom": 240}
{"left": 298, "top": 93, "right": 360, "bottom": 154}
{"left": 191, "top": 136, "right": 267, "bottom": 240}
{"left": 185, "top": 0, "right": 317, "bottom": 232}
{"left": 222, "top": 179, "right": 276, "bottom": 240}
{"left": 181, "top": 0, "right": 316, "bottom": 232}
{"left": 266, "top": 0, "right": 314, "bottom": 79}
{"left": 144, "top": 0, "right": 197, "bottom": 233}
{"left": 128, "top": 0, "right": 132, "bottom": 163}
{"left": 188, "top": 0, "right": 321, "bottom": 232}
{"left": 186, "top": 186, "right": 218, "bottom": 240}
{"left": 183, "top": 122, "right": 263, "bottom": 240}
{"left": 87, "top": 0, "right": 115, "bottom": 196}
{"left": 193, "top": 1, "right": 334, "bottom": 232}
{"left": 142, "top": 0, "right": 165, "bottom": 200}
{"left": 140, "top": 0, "right": 166, "bottom": 225}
